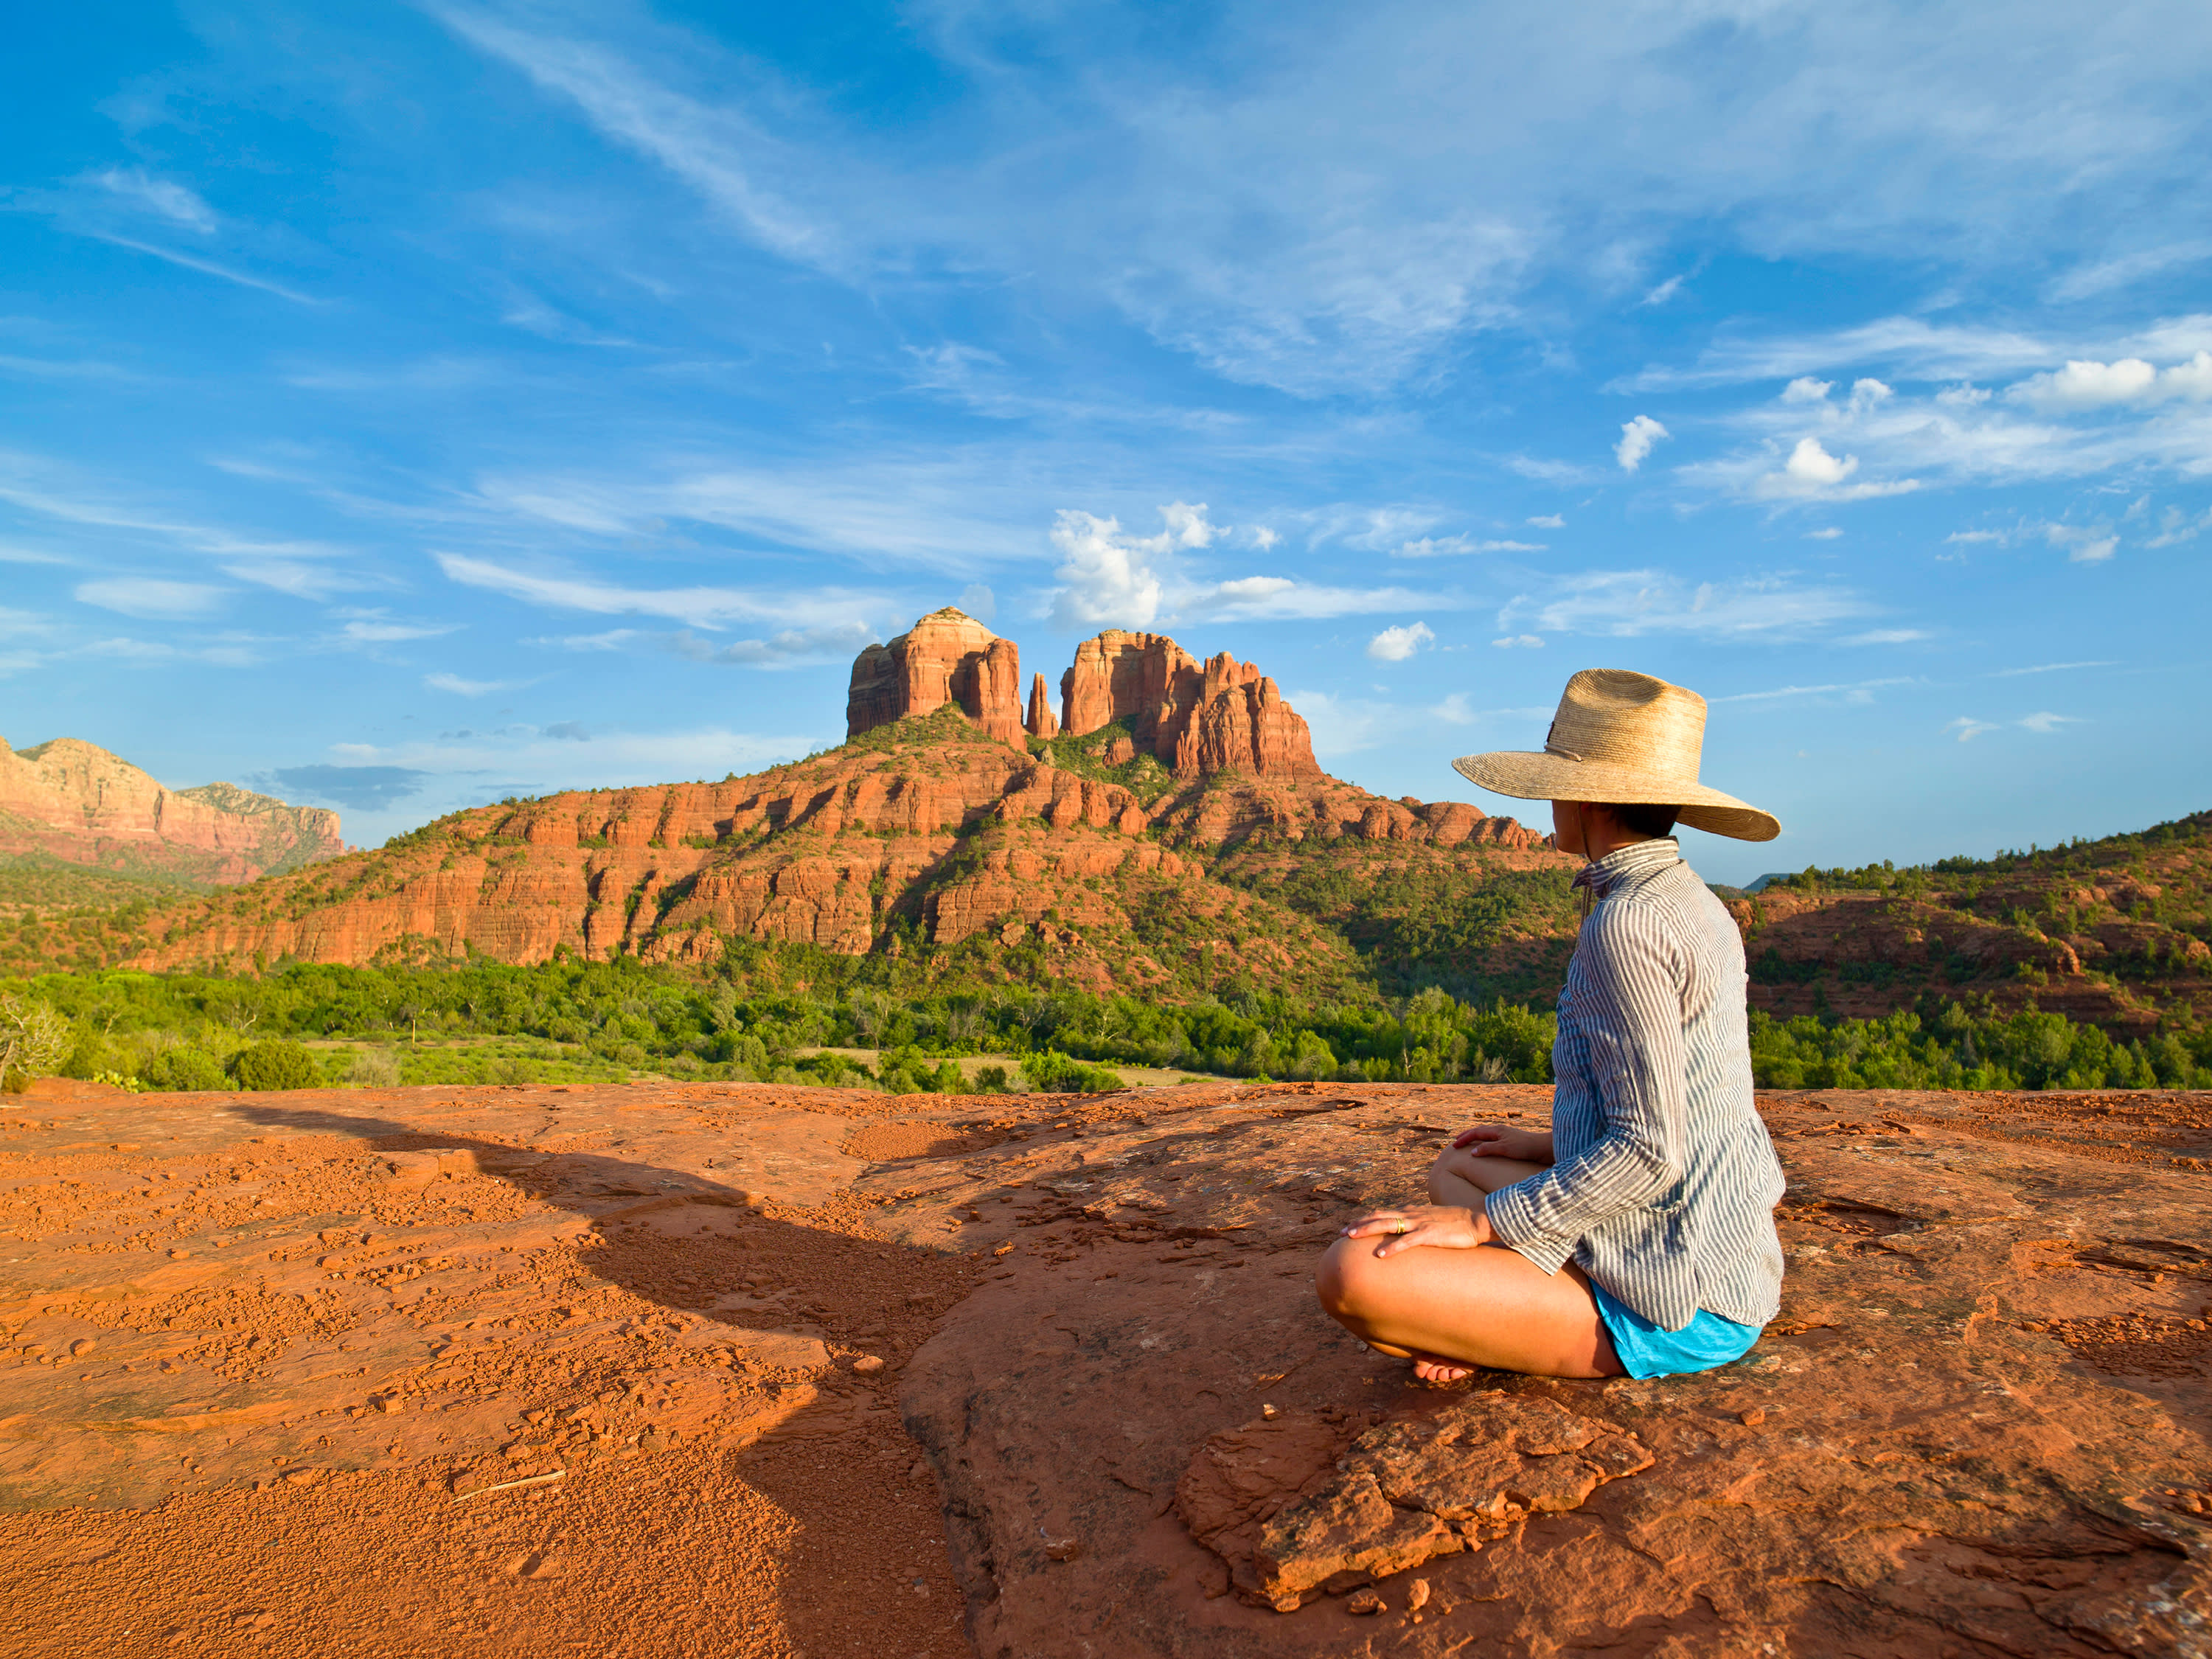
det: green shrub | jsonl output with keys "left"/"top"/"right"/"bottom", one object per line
{"left": 231, "top": 1039, "right": 320, "bottom": 1092}
{"left": 139, "top": 1046, "right": 232, "bottom": 1092}
{"left": 347, "top": 1046, "right": 402, "bottom": 1088}
{"left": 973, "top": 1064, "right": 1012, "bottom": 1093}
{"left": 1020, "top": 1048, "right": 1126, "bottom": 1093}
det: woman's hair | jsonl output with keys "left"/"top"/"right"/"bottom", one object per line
{"left": 1601, "top": 801, "right": 1682, "bottom": 839}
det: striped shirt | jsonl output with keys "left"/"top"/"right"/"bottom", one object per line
{"left": 1484, "top": 838, "right": 1787, "bottom": 1331}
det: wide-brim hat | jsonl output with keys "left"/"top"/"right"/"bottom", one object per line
{"left": 1453, "top": 667, "right": 1780, "bottom": 842}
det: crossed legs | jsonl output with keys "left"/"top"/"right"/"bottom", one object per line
{"left": 1314, "top": 1148, "right": 1626, "bottom": 1380}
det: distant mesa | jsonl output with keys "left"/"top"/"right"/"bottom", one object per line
{"left": 0, "top": 734, "right": 344, "bottom": 886}
{"left": 847, "top": 611, "right": 1321, "bottom": 782}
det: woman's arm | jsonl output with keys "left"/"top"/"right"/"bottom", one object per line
{"left": 1482, "top": 904, "right": 1689, "bottom": 1258}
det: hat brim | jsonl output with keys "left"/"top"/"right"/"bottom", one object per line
{"left": 1452, "top": 751, "right": 1780, "bottom": 843}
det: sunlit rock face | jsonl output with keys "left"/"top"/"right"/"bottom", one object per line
{"left": 1058, "top": 630, "right": 1321, "bottom": 781}
{"left": 0, "top": 734, "right": 344, "bottom": 883}
{"left": 845, "top": 608, "right": 1023, "bottom": 746}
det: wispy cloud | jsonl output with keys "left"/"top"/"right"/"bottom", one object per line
{"left": 86, "top": 168, "right": 218, "bottom": 234}
{"left": 1498, "top": 571, "right": 1872, "bottom": 641}
{"left": 73, "top": 577, "right": 227, "bottom": 619}
{"left": 88, "top": 235, "right": 318, "bottom": 305}
{"left": 1989, "top": 660, "right": 2116, "bottom": 677}
{"left": 434, "top": 551, "right": 877, "bottom": 630}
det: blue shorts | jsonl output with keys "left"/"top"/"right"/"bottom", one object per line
{"left": 1591, "top": 1281, "right": 1762, "bottom": 1380}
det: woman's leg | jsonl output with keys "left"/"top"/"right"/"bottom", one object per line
{"left": 1315, "top": 1235, "right": 1625, "bottom": 1380}
{"left": 1427, "top": 1144, "right": 1547, "bottom": 1206}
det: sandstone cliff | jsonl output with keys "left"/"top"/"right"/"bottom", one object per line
{"left": 131, "top": 707, "right": 1562, "bottom": 990}
{"left": 1054, "top": 630, "right": 1321, "bottom": 781}
{"left": 846, "top": 608, "right": 1023, "bottom": 747}
{"left": 0, "top": 735, "right": 343, "bottom": 886}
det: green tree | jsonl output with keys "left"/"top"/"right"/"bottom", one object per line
{"left": 0, "top": 992, "right": 69, "bottom": 1092}
{"left": 232, "top": 1039, "right": 320, "bottom": 1091}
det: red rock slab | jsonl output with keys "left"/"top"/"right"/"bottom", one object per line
{"left": 899, "top": 1086, "right": 2212, "bottom": 1657}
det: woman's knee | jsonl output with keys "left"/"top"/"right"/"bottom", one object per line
{"left": 1315, "top": 1237, "right": 1368, "bottom": 1318}
{"left": 1425, "top": 1146, "right": 1470, "bottom": 1202}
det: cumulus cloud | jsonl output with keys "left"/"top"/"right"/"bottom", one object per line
{"left": 1750, "top": 437, "right": 1919, "bottom": 502}
{"left": 1366, "top": 622, "right": 1435, "bottom": 661}
{"left": 73, "top": 577, "right": 226, "bottom": 619}
{"left": 1615, "top": 414, "right": 1669, "bottom": 472}
{"left": 2008, "top": 352, "right": 2212, "bottom": 411}
{"left": 1781, "top": 377, "right": 1832, "bottom": 403}
{"left": 1048, "top": 502, "right": 1214, "bottom": 628}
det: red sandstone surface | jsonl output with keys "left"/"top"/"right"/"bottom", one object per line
{"left": 128, "top": 712, "right": 1557, "bottom": 977}
{"left": 0, "top": 736, "right": 343, "bottom": 885}
{"left": 0, "top": 1077, "right": 2205, "bottom": 1657}
{"left": 845, "top": 609, "right": 1024, "bottom": 748}
{"left": 1057, "top": 629, "right": 1322, "bottom": 782}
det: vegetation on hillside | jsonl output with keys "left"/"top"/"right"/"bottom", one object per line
{"left": 6, "top": 953, "right": 2208, "bottom": 1098}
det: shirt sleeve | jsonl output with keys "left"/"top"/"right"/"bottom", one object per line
{"left": 1484, "top": 900, "right": 1689, "bottom": 1267}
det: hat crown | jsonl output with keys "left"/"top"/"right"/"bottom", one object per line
{"left": 1545, "top": 669, "right": 1706, "bottom": 787}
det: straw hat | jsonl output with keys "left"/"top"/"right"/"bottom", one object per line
{"left": 1452, "top": 668, "right": 1779, "bottom": 842}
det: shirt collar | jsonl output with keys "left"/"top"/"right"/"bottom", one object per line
{"left": 1571, "top": 836, "right": 1682, "bottom": 897}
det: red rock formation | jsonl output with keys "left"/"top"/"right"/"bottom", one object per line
{"left": 1057, "top": 632, "right": 1321, "bottom": 780}
{"left": 846, "top": 608, "right": 1022, "bottom": 747}
{"left": 1059, "top": 630, "right": 1201, "bottom": 741}
{"left": 1026, "top": 674, "right": 1059, "bottom": 740}
{"left": 1167, "top": 653, "right": 1321, "bottom": 781}
{"left": 0, "top": 735, "right": 342, "bottom": 885}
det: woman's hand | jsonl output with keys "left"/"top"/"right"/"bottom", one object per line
{"left": 1451, "top": 1123, "right": 1555, "bottom": 1164}
{"left": 1340, "top": 1202, "right": 1492, "bottom": 1259}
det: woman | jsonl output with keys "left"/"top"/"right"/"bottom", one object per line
{"left": 1315, "top": 668, "right": 1788, "bottom": 1382}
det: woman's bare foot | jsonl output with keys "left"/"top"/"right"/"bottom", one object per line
{"left": 1408, "top": 1352, "right": 1477, "bottom": 1384}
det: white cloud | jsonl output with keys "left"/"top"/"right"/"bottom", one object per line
{"left": 2039, "top": 523, "right": 2118, "bottom": 563}
{"left": 1195, "top": 577, "right": 1444, "bottom": 622}
{"left": 1989, "top": 659, "right": 2115, "bottom": 677}
{"left": 1391, "top": 535, "right": 1544, "bottom": 557}
{"left": 1526, "top": 514, "right": 1564, "bottom": 529}
{"left": 1841, "top": 628, "right": 1929, "bottom": 645}
{"left": 1946, "top": 717, "right": 1998, "bottom": 742}
{"left": 1781, "top": 378, "right": 1832, "bottom": 404}
{"left": 1638, "top": 274, "right": 1687, "bottom": 307}
{"left": 222, "top": 560, "right": 380, "bottom": 601}
{"left": 89, "top": 235, "right": 319, "bottom": 305}
{"left": 1500, "top": 569, "right": 1872, "bottom": 640}
{"left": 2017, "top": 711, "right": 2081, "bottom": 734}
{"left": 341, "top": 617, "right": 462, "bottom": 644}
{"left": 88, "top": 169, "right": 218, "bottom": 233}
{"left": 526, "top": 628, "right": 641, "bottom": 652}
{"left": 1719, "top": 676, "right": 1918, "bottom": 704}
{"left": 1046, "top": 503, "right": 1210, "bottom": 629}
{"left": 2048, "top": 241, "right": 2212, "bottom": 302}
{"left": 2147, "top": 505, "right": 2212, "bottom": 547}
{"left": 1366, "top": 622, "right": 1435, "bottom": 661}
{"left": 669, "top": 621, "right": 877, "bottom": 666}
{"left": 1944, "top": 529, "right": 2008, "bottom": 544}
{"left": 1805, "top": 527, "right": 1843, "bottom": 540}
{"left": 1250, "top": 526, "right": 1281, "bottom": 550}
{"left": 1750, "top": 437, "right": 1919, "bottom": 502}
{"left": 434, "top": 551, "right": 873, "bottom": 629}
{"left": 425, "top": 672, "right": 527, "bottom": 696}
{"left": 1491, "top": 634, "right": 1545, "bottom": 648}
{"left": 2008, "top": 358, "right": 2158, "bottom": 411}
{"left": 1430, "top": 692, "right": 1476, "bottom": 723}
{"left": 73, "top": 577, "right": 226, "bottom": 619}
{"left": 1615, "top": 414, "right": 1668, "bottom": 473}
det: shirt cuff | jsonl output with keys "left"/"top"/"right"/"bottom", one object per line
{"left": 1483, "top": 1181, "right": 1574, "bottom": 1274}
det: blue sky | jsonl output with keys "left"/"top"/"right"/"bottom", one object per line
{"left": 3, "top": 0, "right": 2208, "bottom": 884}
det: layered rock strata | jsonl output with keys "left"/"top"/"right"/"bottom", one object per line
{"left": 1054, "top": 630, "right": 1321, "bottom": 781}
{"left": 129, "top": 714, "right": 1558, "bottom": 979}
{"left": 0, "top": 735, "right": 343, "bottom": 884}
{"left": 845, "top": 608, "right": 1023, "bottom": 746}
